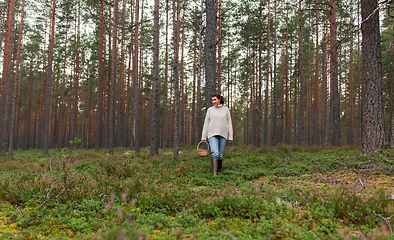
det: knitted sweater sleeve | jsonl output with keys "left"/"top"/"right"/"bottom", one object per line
{"left": 201, "top": 109, "right": 210, "bottom": 141}
{"left": 227, "top": 108, "right": 233, "bottom": 141}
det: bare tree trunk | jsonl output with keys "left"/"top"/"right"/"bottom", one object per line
{"left": 322, "top": 23, "right": 328, "bottom": 145}
{"left": 391, "top": 39, "right": 394, "bottom": 147}
{"left": 272, "top": 1, "right": 277, "bottom": 146}
{"left": 173, "top": 0, "right": 180, "bottom": 159}
{"left": 217, "top": 0, "right": 222, "bottom": 94}
{"left": 8, "top": 0, "right": 25, "bottom": 156}
{"left": 192, "top": 9, "right": 197, "bottom": 145}
{"left": 150, "top": 0, "right": 160, "bottom": 156}
{"left": 205, "top": 0, "right": 216, "bottom": 110}
{"left": 350, "top": 27, "right": 355, "bottom": 146}
{"left": 258, "top": 3, "right": 263, "bottom": 147}
{"left": 298, "top": 0, "right": 305, "bottom": 145}
{"left": 195, "top": 0, "right": 203, "bottom": 144}
{"left": 161, "top": 0, "right": 169, "bottom": 149}
{"left": 361, "top": 0, "right": 384, "bottom": 152}
{"left": 71, "top": 6, "right": 80, "bottom": 143}
{"left": 263, "top": 0, "right": 270, "bottom": 147}
{"left": 109, "top": 0, "right": 118, "bottom": 155}
{"left": 330, "top": 0, "right": 341, "bottom": 146}
{"left": 26, "top": 60, "right": 33, "bottom": 149}
{"left": 95, "top": 0, "right": 105, "bottom": 149}
{"left": 42, "top": 0, "right": 56, "bottom": 154}
{"left": 117, "top": 0, "right": 126, "bottom": 147}
{"left": 313, "top": 0, "right": 319, "bottom": 145}
{"left": 0, "top": 0, "right": 16, "bottom": 153}
{"left": 133, "top": 0, "right": 141, "bottom": 154}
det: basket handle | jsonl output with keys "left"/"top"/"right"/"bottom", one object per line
{"left": 197, "top": 141, "right": 209, "bottom": 151}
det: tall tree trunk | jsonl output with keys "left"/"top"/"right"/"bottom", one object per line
{"left": 117, "top": 0, "right": 126, "bottom": 147}
{"left": 217, "top": 0, "right": 222, "bottom": 94}
{"left": 205, "top": 0, "right": 216, "bottom": 110}
{"left": 8, "top": 0, "right": 25, "bottom": 156}
{"left": 192, "top": 10, "right": 197, "bottom": 145}
{"left": 180, "top": 13, "right": 185, "bottom": 145}
{"left": 313, "top": 0, "right": 319, "bottom": 146}
{"left": 264, "top": 0, "right": 270, "bottom": 147}
{"left": 150, "top": 0, "right": 160, "bottom": 156}
{"left": 109, "top": 0, "right": 118, "bottom": 155}
{"left": 26, "top": 60, "right": 33, "bottom": 150}
{"left": 132, "top": 0, "right": 141, "bottom": 153}
{"left": 298, "top": 0, "right": 305, "bottom": 145}
{"left": 391, "top": 38, "right": 394, "bottom": 147}
{"left": 71, "top": 6, "right": 80, "bottom": 143}
{"left": 161, "top": 0, "right": 169, "bottom": 149}
{"left": 272, "top": 1, "right": 277, "bottom": 146}
{"left": 330, "top": 0, "right": 341, "bottom": 146}
{"left": 322, "top": 23, "right": 328, "bottom": 145}
{"left": 195, "top": 1, "right": 203, "bottom": 144}
{"left": 173, "top": 0, "right": 180, "bottom": 159}
{"left": 358, "top": 0, "right": 363, "bottom": 146}
{"left": 361, "top": 0, "right": 384, "bottom": 152}
{"left": 258, "top": 3, "right": 263, "bottom": 147}
{"left": 0, "top": 0, "right": 16, "bottom": 153}
{"left": 96, "top": 0, "right": 104, "bottom": 149}
{"left": 350, "top": 29, "right": 355, "bottom": 146}
{"left": 42, "top": 0, "right": 56, "bottom": 154}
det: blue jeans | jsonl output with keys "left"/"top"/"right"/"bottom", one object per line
{"left": 208, "top": 136, "right": 227, "bottom": 160}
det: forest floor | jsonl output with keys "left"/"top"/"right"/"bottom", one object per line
{"left": 0, "top": 145, "right": 394, "bottom": 239}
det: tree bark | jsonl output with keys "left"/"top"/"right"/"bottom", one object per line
{"left": 361, "top": 0, "right": 384, "bottom": 152}
{"left": 42, "top": 0, "right": 56, "bottom": 154}
{"left": 205, "top": 0, "right": 217, "bottom": 110}
{"left": 96, "top": 0, "right": 104, "bottom": 150}
{"left": 313, "top": 0, "right": 319, "bottom": 146}
{"left": 173, "top": 0, "right": 180, "bottom": 159}
{"left": 0, "top": 0, "right": 16, "bottom": 153}
{"left": 109, "top": 0, "right": 118, "bottom": 155}
{"left": 330, "top": 0, "right": 341, "bottom": 146}
{"left": 132, "top": 0, "right": 141, "bottom": 154}
{"left": 8, "top": 0, "right": 25, "bottom": 156}
{"left": 150, "top": 0, "right": 160, "bottom": 156}
{"left": 298, "top": 0, "right": 305, "bottom": 145}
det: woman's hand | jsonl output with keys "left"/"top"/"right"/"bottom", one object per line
{"left": 201, "top": 140, "right": 206, "bottom": 143}
{"left": 229, "top": 140, "right": 232, "bottom": 143}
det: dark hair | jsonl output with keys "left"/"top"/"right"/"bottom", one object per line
{"left": 211, "top": 93, "right": 224, "bottom": 105}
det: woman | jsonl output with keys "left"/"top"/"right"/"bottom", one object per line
{"left": 201, "top": 93, "right": 233, "bottom": 175}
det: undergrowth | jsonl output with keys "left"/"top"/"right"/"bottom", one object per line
{"left": 0, "top": 145, "right": 393, "bottom": 239}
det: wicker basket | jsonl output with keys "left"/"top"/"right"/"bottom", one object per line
{"left": 197, "top": 141, "right": 210, "bottom": 157}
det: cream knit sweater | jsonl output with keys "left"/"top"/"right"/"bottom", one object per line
{"left": 201, "top": 105, "right": 233, "bottom": 141}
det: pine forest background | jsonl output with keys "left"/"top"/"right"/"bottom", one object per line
{"left": 0, "top": 0, "right": 393, "bottom": 157}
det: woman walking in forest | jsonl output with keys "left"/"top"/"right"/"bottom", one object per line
{"left": 201, "top": 93, "right": 233, "bottom": 176}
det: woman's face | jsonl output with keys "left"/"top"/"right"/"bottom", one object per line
{"left": 212, "top": 97, "right": 220, "bottom": 106}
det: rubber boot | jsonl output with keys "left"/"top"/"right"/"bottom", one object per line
{"left": 212, "top": 157, "right": 218, "bottom": 176}
{"left": 218, "top": 159, "right": 223, "bottom": 172}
